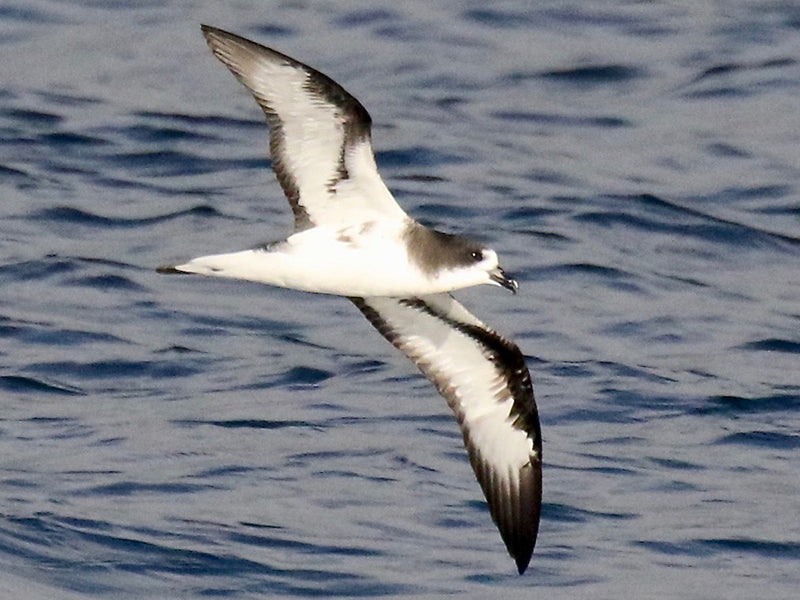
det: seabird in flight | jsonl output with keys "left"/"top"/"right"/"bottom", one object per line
{"left": 159, "top": 25, "right": 542, "bottom": 574}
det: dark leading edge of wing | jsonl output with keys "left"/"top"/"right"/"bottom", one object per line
{"left": 351, "top": 294, "right": 542, "bottom": 574}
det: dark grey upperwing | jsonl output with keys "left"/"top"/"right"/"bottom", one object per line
{"left": 200, "top": 26, "right": 406, "bottom": 231}
{"left": 351, "top": 294, "right": 541, "bottom": 574}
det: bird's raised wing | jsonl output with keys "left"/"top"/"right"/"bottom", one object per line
{"left": 351, "top": 294, "right": 541, "bottom": 574}
{"left": 201, "top": 25, "right": 407, "bottom": 231}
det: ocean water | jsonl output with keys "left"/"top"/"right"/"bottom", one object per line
{"left": 2, "top": 1, "right": 799, "bottom": 598}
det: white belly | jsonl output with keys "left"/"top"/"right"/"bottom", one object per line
{"left": 169, "top": 223, "right": 479, "bottom": 297}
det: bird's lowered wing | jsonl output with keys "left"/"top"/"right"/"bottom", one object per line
{"left": 351, "top": 293, "right": 541, "bottom": 573}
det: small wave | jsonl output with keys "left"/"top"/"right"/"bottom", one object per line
{"left": 492, "top": 110, "right": 631, "bottom": 128}
{"left": 681, "top": 57, "right": 798, "bottom": 98}
{"left": 637, "top": 540, "right": 713, "bottom": 558}
{"left": 238, "top": 366, "right": 335, "bottom": 390}
{"left": 103, "top": 149, "right": 267, "bottom": 178}
{"left": 116, "top": 124, "right": 217, "bottom": 144}
{"left": 695, "top": 184, "right": 793, "bottom": 202}
{"left": 135, "top": 110, "right": 262, "bottom": 130}
{"left": 0, "top": 163, "right": 35, "bottom": 180}
{"left": 0, "top": 513, "right": 412, "bottom": 596}
{"left": 71, "top": 481, "right": 216, "bottom": 498}
{"left": 31, "top": 205, "right": 223, "bottom": 228}
{"left": 0, "top": 5, "right": 54, "bottom": 23}
{"left": 704, "top": 142, "right": 752, "bottom": 159}
{"left": 462, "top": 7, "right": 538, "bottom": 28}
{"left": 0, "top": 513, "right": 406, "bottom": 597}
{"left": 538, "top": 64, "right": 645, "bottom": 85}
{"left": 738, "top": 338, "right": 800, "bottom": 354}
{"left": 0, "top": 317, "right": 123, "bottom": 346}
{"left": 1, "top": 107, "right": 62, "bottom": 127}
{"left": 64, "top": 274, "right": 145, "bottom": 292}
{"left": 698, "top": 537, "right": 800, "bottom": 559}
{"left": 334, "top": 8, "right": 397, "bottom": 28}
{"left": 575, "top": 193, "right": 800, "bottom": 250}
{"left": 377, "top": 146, "right": 466, "bottom": 168}
{"left": 37, "top": 131, "right": 108, "bottom": 147}
{"left": 27, "top": 358, "right": 200, "bottom": 380}
{"left": 34, "top": 91, "right": 102, "bottom": 107}
{"left": 546, "top": 502, "right": 635, "bottom": 524}
{"left": 0, "top": 257, "right": 77, "bottom": 281}
{"left": 253, "top": 23, "right": 295, "bottom": 37}
{"left": 692, "top": 394, "right": 800, "bottom": 416}
{"left": 717, "top": 430, "right": 800, "bottom": 449}
{"left": 689, "top": 57, "right": 797, "bottom": 84}
{"left": 521, "top": 262, "right": 642, "bottom": 293}
{"left": 0, "top": 375, "right": 84, "bottom": 396}
{"left": 175, "top": 418, "right": 313, "bottom": 430}
{"left": 226, "top": 527, "right": 383, "bottom": 557}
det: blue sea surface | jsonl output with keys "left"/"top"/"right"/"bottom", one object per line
{"left": 2, "top": 1, "right": 800, "bottom": 598}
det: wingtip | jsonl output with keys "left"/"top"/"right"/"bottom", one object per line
{"left": 491, "top": 457, "right": 541, "bottom": 575}
{"left": 514, "top": 547, "right": 534, "bottom": 575}
{"left": 513, "top": 458, "right": 542, "bottom": 575}
{"left": 506, "top": 527, "right": 535, "bottom": 574}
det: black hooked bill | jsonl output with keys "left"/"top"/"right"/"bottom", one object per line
{"left": 490, "top": 268, "right": 518, "bottom": 294}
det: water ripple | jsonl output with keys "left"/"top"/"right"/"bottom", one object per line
{"left": 0, "top": 513, "right": 412, "bottom": 596}
{"left": 30, "top": 205, "right": 222, "bottom": 228}
{"left": 0, "top": 375, "right": 84, "bottom": 396}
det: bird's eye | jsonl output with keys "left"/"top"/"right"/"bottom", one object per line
{"left": 471, "top": 250, "right": 484, "bottom": 262}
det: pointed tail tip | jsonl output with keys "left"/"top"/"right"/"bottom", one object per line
{"left": 156, "top": 265, "right": 186, "bottom": 275}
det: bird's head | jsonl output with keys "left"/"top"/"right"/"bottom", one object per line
{"left": 462, "top": 247, "right": 519, "bottom": 294}
{"left": 405, "top": 225, "right": 518, "bottom": 294}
